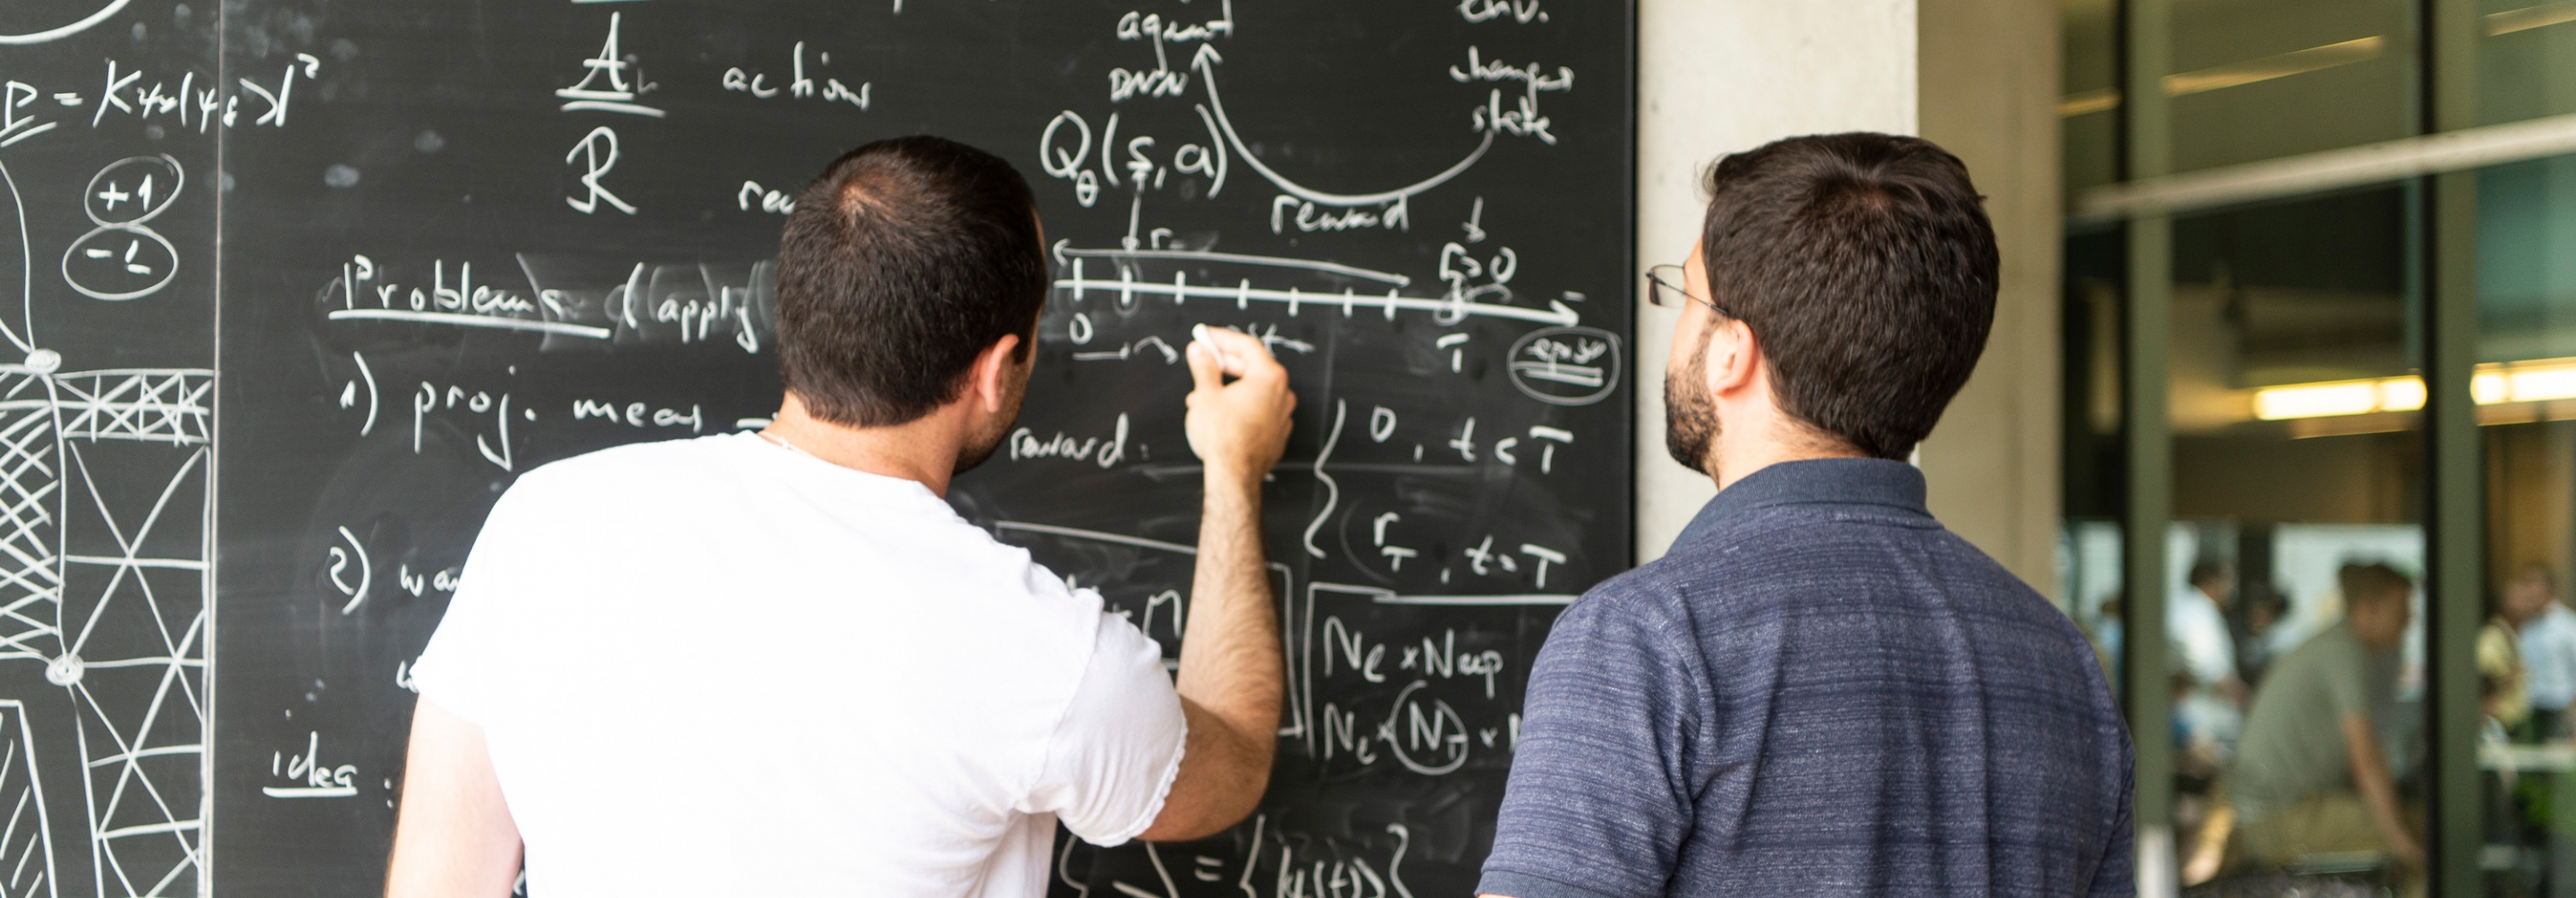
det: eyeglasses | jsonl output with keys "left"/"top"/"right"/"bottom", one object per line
{"left": 1644, "top": 265, "right": 1733, "bottom": 318}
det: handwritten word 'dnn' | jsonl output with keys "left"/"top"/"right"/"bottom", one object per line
{"left": 1006, "top": 412, "right": 1130, "bottom": 468}
{"left": 572, "top": 400, "right": 704, "bottom": 433}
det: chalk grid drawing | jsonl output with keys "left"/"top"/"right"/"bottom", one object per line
{"left": 0, "top": 151, "right": 215, "bottom": 898}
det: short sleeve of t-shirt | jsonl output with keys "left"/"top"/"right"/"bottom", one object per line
{"left": 2320, "top": 633, "right": 2371, "bottom": 717}
{"left": 408, "top": 478, "right": 551, "bottom": 728}
{"left": 1019, "top": 610, "right": 1186, "bottom": 847}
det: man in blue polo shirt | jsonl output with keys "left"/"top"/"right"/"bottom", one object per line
{"left": 1479, "top": 133, "right": 2134, "bottom": 898}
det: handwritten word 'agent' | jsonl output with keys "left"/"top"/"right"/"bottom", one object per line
{"left": 1107, "top": 4, "right": 1234, "bottom": 102}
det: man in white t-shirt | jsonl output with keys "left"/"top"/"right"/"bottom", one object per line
{"left": 2169, "top": 560, "right": 2244, "bottom": 747}
{"left": 383, "top": 136, "right": 1297, "bottom": 896}
{"left": 2514, "top": 565, "right": 2576, "bottom": 739}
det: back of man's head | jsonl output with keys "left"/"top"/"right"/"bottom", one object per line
{"left": 1699, "top": 132, "right": 1998, "bottom": 460}
{"left": 2340, "top": 562, "right": 2412, "bottom": 609}
{"left": 2521, "top": 563, "right": 2560, "bottom": 595}
{"left": 777, "top": 135, "right": 1047, "bottom": 428}
{"left": 2190, "top": 560, "right": 2231, "bottom": 592}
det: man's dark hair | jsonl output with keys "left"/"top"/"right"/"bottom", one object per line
{"left": 2339, "top": 562, "right": 2413, "bottom": 607}
{"left": 2189, "top": 560, "right": 2230, "bottom": 590}
{"left": 776, "top": 135, "right": 1047, "bottom": 427}
{"left": 1699, "top": 132, "right": 1998, "bottom": 459}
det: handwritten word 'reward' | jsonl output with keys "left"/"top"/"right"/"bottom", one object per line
{"left": 1007, "top": 413, "right": 1131, "bottom": 468}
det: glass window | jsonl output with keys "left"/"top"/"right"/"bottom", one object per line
{"left": 2061, "top": 223, "right": 2127, "bottom": 684}
{"left": 2165, "top": 0, "right": 2419, "bottom": 173}
{"left": 2161, "top": 190, "right": 2429, "bottom": 890}
{"left": 2475, "top": 152, "right": 2576, "bottom": 895}
{"left": 2063, "top": 0, "right": 2120, "bottom": 202}
{"left": 2479, "top": 0, "right": 2576, "bottom": 127}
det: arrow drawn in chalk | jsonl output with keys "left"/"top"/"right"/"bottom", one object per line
{"left": 1192, "top": 45, "right": 1495, "bottom": 208}
{"left": 0, "top": 0, "right": 131, "bottom": 45}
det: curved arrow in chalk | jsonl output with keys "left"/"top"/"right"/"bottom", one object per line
{"left": 1191, "top": 44, "right": 1495, "bottom": 208}
{"left": 0, "top": 0, "right": 132, "bottom": 45}
{"left": 0, "top": 161, "right": 31, "bottom": 353}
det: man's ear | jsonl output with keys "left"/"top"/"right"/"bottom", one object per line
{"left": 1701, "top": 318, "right": 1761, "bottom": 399}
{"left": 971, "top": 334, "right": 1023, "bottom": 413}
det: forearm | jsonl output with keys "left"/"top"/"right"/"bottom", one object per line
{"left": 1176, "top": 471, "right": 1282, "bottom": 748}
{"left": 386, "top": 699, "right": 522, "bottom": 897}
{"left": 1146, "top": 323, "right": 1292, "bottom": 841}
{"left": 2342, "top": 716, "right": 2419, "bottom": 859}
{"left": 2353, "top": 762, "right": 2412, "bottom": 851}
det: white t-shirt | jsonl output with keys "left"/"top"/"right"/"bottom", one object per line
{"left": 2166, "top": 587, "right": 2237, "bottom": 686}
{"left": 411, "top": 432, "right": 1186, "bottom": 897}
{"left": 2524, "top": 603, "right": 2576, "bottom": 711}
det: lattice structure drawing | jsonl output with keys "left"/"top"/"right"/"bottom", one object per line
{"left": 0, "top": 700, "right": 62, "bottom": 898}
{"left": 0, "top": 157, "right": 213, "bottom": 898}
{"left": 56, "top": 369, "right": 208, "bottom": 898}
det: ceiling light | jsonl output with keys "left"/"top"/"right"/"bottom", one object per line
{"left": 2250, "top": 355, "right": 2576, "bottom": 421}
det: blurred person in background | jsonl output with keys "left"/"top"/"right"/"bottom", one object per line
{"left": 2516, "top": 564, "right": 2576, "bottom": 741}
{"left": 2481, "top": 585, "right": 2534, "bottom": 739}
{"left": 2172, "top": 561, "right": 2247, "bottom": 751}
{"left": 2092, "top": 593, "right": 2124, "bottom": 692}
{"left": 2236, "top": 584, "right": 2292, "bottom": 688}
{"left": 2227, "top": 563, "right": 2422, "bottom": 876}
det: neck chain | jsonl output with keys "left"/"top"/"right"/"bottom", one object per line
{"left": 758, "top": 430, "right": 817, "bottom": 459}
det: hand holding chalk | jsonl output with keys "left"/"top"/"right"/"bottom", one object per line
{"left": 1183, "top": 325, "right": 1296, "bottom": 483}
{"left": 1191, "top": 324, "right": 1242, "bottom": 377}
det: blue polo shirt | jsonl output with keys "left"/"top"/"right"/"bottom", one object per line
{"left": 1479, "top": 458, "right": 2133, "bottom": 898}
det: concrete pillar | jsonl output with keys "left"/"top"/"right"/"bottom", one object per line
{"left": 1633, "top": 0, "right": 1920, "bottom": 563}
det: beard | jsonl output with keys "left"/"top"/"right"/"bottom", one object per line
{"left": 953, "top": 363, "right": 1031, "bottom": 476}
{"left": 1664, "top": 338, "right": 1719, "bottom": 476}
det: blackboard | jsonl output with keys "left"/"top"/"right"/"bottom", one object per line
{"left": 0, "top": 0, "right": 1632, "bottom": 894}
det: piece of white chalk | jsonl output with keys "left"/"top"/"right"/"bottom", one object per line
{"left": 1192, "top": 324, "right": 1235, "bottom": 371}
